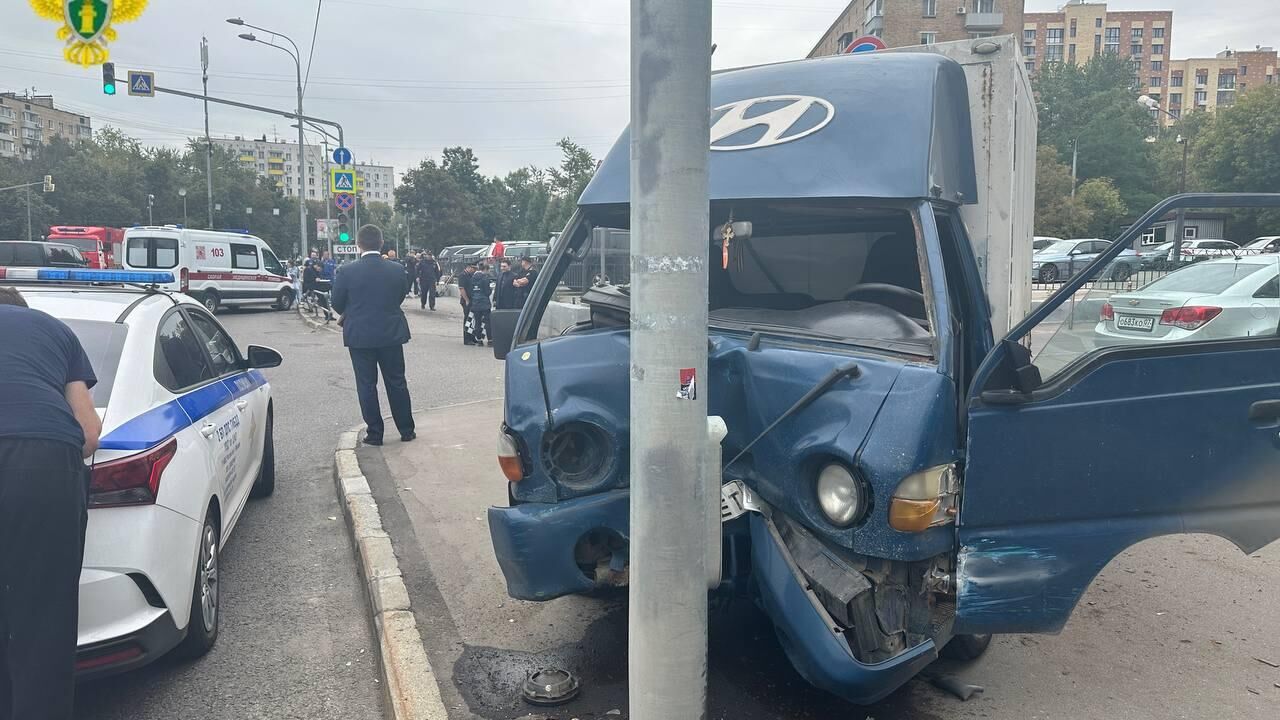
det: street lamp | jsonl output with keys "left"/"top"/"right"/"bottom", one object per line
{"left": 147, "top": 193, "right": 155, "bottom": 225}
{"left": 178, "top": 187, "right": 188, "bottom": 227}
{"left": 1137, "top": 95, "right": 1190, "bottom": 256}
{"left": 230, "top": 17, "right": 307, "bottom": 260}
{"left": 293, "top": 122, "right": 333, "bottom": 251}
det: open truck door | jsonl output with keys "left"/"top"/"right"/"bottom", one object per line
{"left": 956, "top": 194, "right": 1280, "bottom": 635}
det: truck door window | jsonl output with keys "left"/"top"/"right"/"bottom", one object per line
{"left": 1029, "top": 247, "right": 1280, "bottom": 381}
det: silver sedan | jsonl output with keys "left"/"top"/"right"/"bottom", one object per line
{"left": 1096, "top": 257, "right": 1280, "bottom": 343}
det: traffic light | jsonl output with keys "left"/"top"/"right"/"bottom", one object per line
{"left": 102, "top": 63, "right": 116, "bottom": 95}
{"left": 337, "top": 212, "right": 351, "bottom": 243}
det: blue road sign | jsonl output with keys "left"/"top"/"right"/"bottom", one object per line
{"left": 333, "top": 146, "right": 352, "bottom": 165}
{"left": 330, "top": 168, "right": 355, "bottom": 193}
{"left": 334, "top": 192, "right": 355, "bottom": 212}
{"left": 127, "top": 71, "right": 155, "bottom": 97}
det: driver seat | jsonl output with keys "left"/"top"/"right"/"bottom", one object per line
{"left": 843, "top": 233, "right": 927, "bottom": 320}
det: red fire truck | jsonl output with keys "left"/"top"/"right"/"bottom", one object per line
{"left": 45, "top": 226, "right": 124, "bottom": 269}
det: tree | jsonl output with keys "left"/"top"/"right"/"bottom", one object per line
{"left": 1034, "top": 145, "right": 1092, "bottom": 239}
{"left": 395, "top": 159, "right": 484, "bottom": 252}
{"left": 1075, "top": 177, "right": 1128, "bottom": 238}
{"left": 1034, "top": 54, "right": 1159, "bottom": 214}
{"left": 1192, "top": 86, "right": 1280, "bottom": 241}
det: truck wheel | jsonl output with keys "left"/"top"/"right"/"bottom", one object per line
{"left": 174, "top": 509, "right": 220, "bottom": 660}
{"left": 940, "top": 633, "right": 992, "bottom": 661}
{"left": 1037, "top": 264, "right": 1060, "bottom": 283}
{"left": 202, "top": 291, "right": 220, "bottom": 314}
{"left": 273, "top": 289, "right": 294, "bottom": 311}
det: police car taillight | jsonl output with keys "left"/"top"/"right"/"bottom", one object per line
{"left": 89, "top": 439, "right": 177, "bottom": 508}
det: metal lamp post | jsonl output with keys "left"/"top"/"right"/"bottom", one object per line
{"left": 1139, "top": 94, "right": 1188, "bottom": 258}
{"left": 178, "top": 188, "right": 188, "bottom": 227}
{"left": 230, "top": 17, "right": 307, "bottom": 260}
{"left": 293, "top": 122, "right": 337, "bottom": 254}
{"left": 147, "top": 193, "right": 155, "bottom": 225}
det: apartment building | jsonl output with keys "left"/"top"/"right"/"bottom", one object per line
{"left": 809, "top": 0, "right": 1026, "bottom": 58}
{"left": 1022, "top": 1, "right": 1172, "bottom": 87}
{"left": 212, "top": 135, "right": 395, "bottom": 203}
{"left": 1160, "top": 47, "right": 1278, "bottom": 124}
{"left": 0, "top": 92, "right": 92, "bottom": 160}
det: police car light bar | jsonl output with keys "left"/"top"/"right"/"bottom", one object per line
{"left": 0, "top": 267, "right": 176, "bottom": 284}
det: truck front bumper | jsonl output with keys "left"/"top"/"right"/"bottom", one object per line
{"left": 489, "top": 488, "right": 940, "bottom": 704}
{"left": 488, "top": 489, "right": 630, "bottom": 601}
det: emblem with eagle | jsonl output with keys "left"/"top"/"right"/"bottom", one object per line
{"left": 28, "top": 0, "right": 149, "bottom": 67}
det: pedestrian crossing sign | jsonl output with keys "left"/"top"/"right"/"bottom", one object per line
{"left": 330, "top": 168, "right": 355, "bottom": 193}
{"left": 127, "top": 71, "right": 154, "bottom": 97}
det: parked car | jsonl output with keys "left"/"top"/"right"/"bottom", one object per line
{"left": 1097, "top": 257, "right": 1279, "bottom": 344}
{"left": 1136, "top": 238, "right": 1243, "bottom": 270}
{"left": 121, "top": 226, "right": 293, "bottom": 314}
{"left": 1033, "top": 236, "right": 1062, "bottom": 252}
{"left": 1032, "top": 238, "right": 1137, "bottom": 283}
{"left": 0, "top": 240, "right": 88, "bottom": 267}
{"left": 1244, "top": 236, "right": 1280, "bottom": 254}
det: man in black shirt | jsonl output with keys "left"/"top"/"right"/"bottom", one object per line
{"left": 417, "top": 252, "right": 441, "bottom": 311}
{"left": 301, "top": 257, "right": 321, "bottom": 300}
{"left": 512, "top": 256, "right": 539, "bottom": 307}
{"left": 468, "top": 263, "right": 494, "bottom": 345}
{"left": 458, "top": 263, "right": 477, "bottom": 345}
{"left": 0, "top": 286, "right": 101, "bottom": 720}
{"left": 494, "top": 260, "right": 518, "bottom": 310}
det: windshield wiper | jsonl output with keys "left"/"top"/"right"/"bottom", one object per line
{"left": 725, "top": 362, "right": 862, "bottom": 470}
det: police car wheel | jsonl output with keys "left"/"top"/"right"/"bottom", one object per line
{"left": 274, "top": 290, "right": 294, "bottom": 311}
{"left": 175, "top": 510, "right": 221, "bottom": 660}
{"left": 940, "top": 633, "right": 992, "bottom": 661}
{"left": 250, "top": 408, "right": 276, "bottom": 498}
{"left": 201, "top": 291, "right": 220, "bottom": 314}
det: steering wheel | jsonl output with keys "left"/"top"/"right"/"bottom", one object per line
{"left": 843, "top": 283, "right": 927, "bottom": 319}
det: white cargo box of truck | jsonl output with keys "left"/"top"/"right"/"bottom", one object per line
{"left": 884, "top": 36, "right": 1037, "bottom": 336}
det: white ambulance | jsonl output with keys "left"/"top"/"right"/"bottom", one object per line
{"left": 122, "top": 226, "right": 294, "bottom": 314}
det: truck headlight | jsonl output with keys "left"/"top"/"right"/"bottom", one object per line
{"left": 815, "top": 463, "right": 867, "bottom": 527}
{"left": 889, "top": 464, "right": 959, "bottom": 533}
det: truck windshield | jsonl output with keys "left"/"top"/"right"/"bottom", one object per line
{"left": 707, "top": 206, "right": 931, "bottom": 350}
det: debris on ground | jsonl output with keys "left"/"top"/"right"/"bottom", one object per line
{"left": 521, "top": 668, "right": 582, "bottom": 706}
{"left": 1253, "top": 657, "right": 1280, "bottom": 668}
{"left": 929, "top": 674, "right": 985, "bottom": 701}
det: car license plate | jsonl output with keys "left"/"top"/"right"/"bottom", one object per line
{"left": 1116, "top": 314, "right": 1155, "bottom": 331}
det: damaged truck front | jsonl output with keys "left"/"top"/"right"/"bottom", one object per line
{"left": 486, "top": 38, "right": 1280, "bottom": 705}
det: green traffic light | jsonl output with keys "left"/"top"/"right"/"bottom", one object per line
{"left": 103, "top": 84, "right": 116, "bottom": 95}
{"left": 339, "top": 232, "right": 350, "bottom": 243}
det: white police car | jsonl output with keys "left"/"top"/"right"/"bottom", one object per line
{"left": 0, "top": 266, "right": 281, "bottom": 676}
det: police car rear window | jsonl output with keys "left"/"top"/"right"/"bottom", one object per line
{"left": 62, "top": 319, "right": 127, "bottom": 408}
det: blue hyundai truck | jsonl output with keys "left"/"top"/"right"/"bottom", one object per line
{"left": 484, "top": 37, "right": 1280, "bottom": 704}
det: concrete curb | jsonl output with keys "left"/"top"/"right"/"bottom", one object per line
{"left": 334, "top": 429, "right": 450, "bottom": 720}
{"left": 297, "top": 305, "right": 340, "bottom": 333}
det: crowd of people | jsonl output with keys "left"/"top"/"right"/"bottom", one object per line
{"left": 455, "top": 255, "right": 538, "bottom": 346}
{"left": 284, "top": 243, "right": 539, "bottom": 348}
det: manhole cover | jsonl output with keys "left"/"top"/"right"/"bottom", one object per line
{"left": 521, "top": 668, "right": 581, "bottom": 706}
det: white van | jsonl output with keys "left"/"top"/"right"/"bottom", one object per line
{"left": 122, "top": 226, "right": 293, "bottom": 313}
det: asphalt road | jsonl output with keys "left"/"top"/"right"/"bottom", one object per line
{"left": 75, "top": 297, "right": 1280, "bottom": 719}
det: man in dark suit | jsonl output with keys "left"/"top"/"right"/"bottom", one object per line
{"left": 331, "top": 225, "right": 416, "bottom": 445}
{"left": 417, "top": 251, "right": 441, "bottom": 311}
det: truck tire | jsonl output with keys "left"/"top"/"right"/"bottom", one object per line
{"left": 940, "top": 633, "right": 992, "bottom": 661}
{"left": 201, "top": 290, "right": 220, "bottom": 314}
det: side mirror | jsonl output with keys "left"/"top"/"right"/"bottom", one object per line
{"left": 713, "top": 221, "right": 753, "bottom": 244}
{"left": 490, "top": 309, "right": 521, "bottom": 360}
{"left": 245, "top": 344, "right": 283, "bottom": 369}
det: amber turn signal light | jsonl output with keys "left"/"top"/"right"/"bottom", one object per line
{"left": 889, "top": 497, "right": 941, "bottom": 533}
{"left": 497, "top": 430, "right": 524, "bottom": 482}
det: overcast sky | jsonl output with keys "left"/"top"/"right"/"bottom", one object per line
{"left": 2, "top": 1, "right": 1274, "bottom": 180}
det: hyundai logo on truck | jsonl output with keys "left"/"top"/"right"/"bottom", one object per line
{"left": 710, "top": 95, "right": 834, "bottom": 151}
